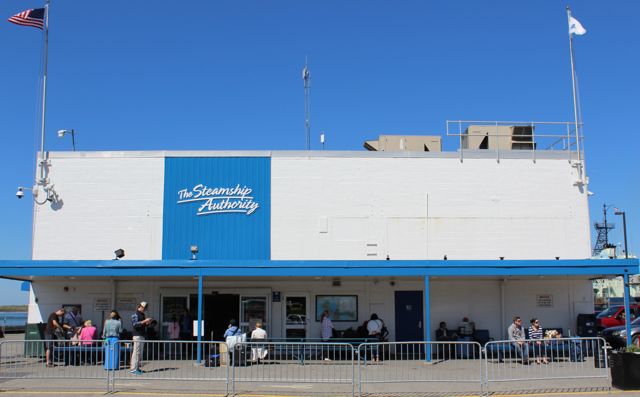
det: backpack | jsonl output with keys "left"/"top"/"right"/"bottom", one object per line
{"left": 379, "top": 321, "right": 389, "bottom": 342}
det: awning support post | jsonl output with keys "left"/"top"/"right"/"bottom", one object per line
{"left": 424, "top": 275, "right": 431, "bottom": 362}
{"left": 197, "top": 273, "right": 203, "bottom": 364}
{"left": 623, "top": 271, "right": 632, "bottom": 346}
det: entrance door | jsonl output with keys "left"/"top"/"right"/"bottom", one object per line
{"left": 240, "top": 296, "right": 268, "bottom": 334}
{"left": 162, "top": 295, "right": 188, "bottom": 339}
{"left": 284, "top": 296, "right": 308, "bottom": 338}
{"left": 394, "top": 291, "right": 423, "bottom": 341}
{"left": 190, "top": 294, "right": 239, "bottom": 340}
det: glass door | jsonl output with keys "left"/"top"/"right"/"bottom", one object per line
{"left": 284, "top": 296, "right": 308, "bottom": 338}
{"left": 240, "top": 296, "right": 268, "bottom": 334}
{"left": 161, "top": 295, "right": 188, "bottom": 339}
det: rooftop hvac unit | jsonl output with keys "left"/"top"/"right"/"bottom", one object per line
{"left": 364, "top": 135, "right": 442, "bottom": 152}
{"left": 462, "top": 125, "right": 536, "bottom": 150}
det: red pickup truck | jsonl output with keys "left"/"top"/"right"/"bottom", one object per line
{"left": 596, "top": 304, "right": 640, "bottom": 330}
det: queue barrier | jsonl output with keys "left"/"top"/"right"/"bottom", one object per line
{"left": 0, "top": 338, "right": 610, "bottom": 396}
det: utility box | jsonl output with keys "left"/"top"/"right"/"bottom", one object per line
{"left": 24, "top": 323, "right": 46, "bottom": 357}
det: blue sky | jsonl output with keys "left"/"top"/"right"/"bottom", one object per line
{"left": 0, "top": 1, "right": 638, "bottom": 305}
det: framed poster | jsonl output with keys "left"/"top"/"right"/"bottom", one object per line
{"left": 315, "top": 295, "right": 358, "bottom": 322}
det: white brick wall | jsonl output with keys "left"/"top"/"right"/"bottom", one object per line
{"left": 271, "top": 157, "right": 591, "bottom": 260}
{"left": 32, "top": 156, "right": 165, "bottom": 260}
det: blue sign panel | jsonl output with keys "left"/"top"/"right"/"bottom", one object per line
{"left": 162, "top": 157, "right": 271, "bottom": 260}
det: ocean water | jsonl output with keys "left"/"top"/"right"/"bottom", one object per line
{"left": 0, "top": 312, "right": 27, "bottom": 330}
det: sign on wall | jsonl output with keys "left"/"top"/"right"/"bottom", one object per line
{"left": 536, "top": 294, "right": 554, "bottom": 308}
{"left": 162, "top": 157, "right": 271, "bottom": 260}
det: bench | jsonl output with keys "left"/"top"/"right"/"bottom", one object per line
{"left": 244, "top": 338, "right": 377, "bottom": 364}
{"left": 53, "top": 344, "right": 132, "bottom": 365}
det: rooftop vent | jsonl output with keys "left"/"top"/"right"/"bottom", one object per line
{"left": 364, "top": 135, "right": 442, "bottom": 152}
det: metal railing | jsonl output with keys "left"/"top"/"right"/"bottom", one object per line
{"left": 231, "top": 341, "right": 356, "bottom": 395}
{"left": 357, "top": 341, "right": 484, "bottom": 396}
{"left": 0, "top": 338, "right": 610, "bottom": 396}
{"left": 483, "top": 337, "right": 609, "bottom": 393}
{"left": 446, "top": 120, "right": 585, "bottom": 163}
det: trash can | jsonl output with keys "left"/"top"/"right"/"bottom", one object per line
{"left": 24, "top": 323, "right": 46, "bottom": 357}
{"left": 104, "top": 337, "right": 120, "bottom": 370}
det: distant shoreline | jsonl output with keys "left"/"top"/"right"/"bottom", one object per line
{"left": 0, "top": 305, "right": 28, "bottom": 312}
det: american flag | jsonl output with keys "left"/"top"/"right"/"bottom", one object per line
{"left": 8, "top": 8, "right": 45, "bottom": 30}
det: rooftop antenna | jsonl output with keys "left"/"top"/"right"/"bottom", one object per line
{"left": 593, "top": 203, "right": 615, "bottom": 256}
{"left": 302, "top": 57, "right": 311, "bottom": 150}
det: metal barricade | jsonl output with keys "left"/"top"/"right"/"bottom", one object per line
{"left": 357, "top": 341, "right": 484, "bottom": 397}
{"left": 0, "top": 338, "right": 612, "bottom": 395}
{"left": 484, "top": 337, "right": 610, "bottom": 393}
{"left": 112, "top": 340, "right": 229, "bottom": 394}
{"left": 0, "top": 339, "right": 111, "bottom": 384}
{"left": 231, "top": 341, "right": 356, "bottom": 396}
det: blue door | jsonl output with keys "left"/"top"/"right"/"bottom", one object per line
{"left": 394, "top": 291, "right": 423, "bottom": 341}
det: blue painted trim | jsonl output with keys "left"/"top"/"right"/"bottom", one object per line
{"left": 623, "top": 272, "right": 632, "bottom": 347}
{"left": 0, "top": 259, "right": 637, "bottom": 278}
{"left": 424, "top": 276, "right": 431, "bottom": 362}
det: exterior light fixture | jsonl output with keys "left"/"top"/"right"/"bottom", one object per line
{"left": 614, "top": 208, "right": 628, "bottom": 259}
{"left": 57, "top": 129, "right": 76, "bottom": 151}
{"left": 114, "top": 249, "right": 125, "bottom": 260}
{"left": 190, "top": 245, "right": 199, "bottom": 260}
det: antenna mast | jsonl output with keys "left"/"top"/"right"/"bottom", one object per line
{"left": 593, "top": 203, "right": 615, "bottom": 256}
{"left": 302, "top": 58, "right": 311, "bottom": 150}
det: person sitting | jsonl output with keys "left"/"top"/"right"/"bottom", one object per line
{"left": 545, "top": 330, "right": 583, "bottom": 362}
{"left": 250, "top": 321, "right": 268, "bottom": 362}
{"left": 507, "top": 316, "right": 529, "bottom": 364}
{"left": 79, "top": 320, "right": 97, "bottom": 346}
{"left": 528, "top": 318, "right": 548, "bottom": 364}
{"left": 457, "top": 317, "right": 475, "bottom": 341}
{"left": 435, "top": 321, "right": 458, "bottom": 341}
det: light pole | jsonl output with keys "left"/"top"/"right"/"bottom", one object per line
{"left": 614, "top": 209, "right": 628, "bottom": 259}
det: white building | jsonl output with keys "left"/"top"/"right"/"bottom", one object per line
{"left": 2, "top": 123, "right": 638, "bottom": 343}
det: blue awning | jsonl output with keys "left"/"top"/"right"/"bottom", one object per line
{"left": 0, "top": 258, "right": 637, "bottom": 278}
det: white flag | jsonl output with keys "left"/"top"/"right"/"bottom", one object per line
{"left": 569, "top": 16, "right": 587, "bottom": 35}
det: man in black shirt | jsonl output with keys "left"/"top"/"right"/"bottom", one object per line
{"left": 130, "top": 302, "right": 153, "bottom": 374}
{"left": 44, "top": 308, "right": 68, "bottom": 366}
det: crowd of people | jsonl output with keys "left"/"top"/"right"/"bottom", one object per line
{"left": 435, "top": 315, "right": 576, "bottom": 365}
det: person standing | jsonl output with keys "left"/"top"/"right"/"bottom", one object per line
{"left": 367, "top": 313, "right": 384, "bottom": 362}
{"left": 528, "top": 318, "right": 548, "bottom": 364}
{"left": 102, "top": 310, "right": 123, "bottom": 339}
{"left": 44, "top": 307, "right": 68, "bottom": 367}
{"left": 168, "top": 316, "right": 180, "bottom": 341}
{"left": 320, "top": 310, "right": 334, "bottom": 342}
{"left": 130, "top": 302, "right": 153, "bottom": 375}
{"left": 102, "top": 310, "right": 123, "bottom": 370}
{"left": 320, "top": 310, "right": 335, "bottom": 361}
{"left": 507, "top": 316, "right": 529, "bottom": 364}
{"left": 179, "top": 308, "right": 193, "bottom": 340}
{"left": 63, "top": 306, "right": 83, "bottom": 338}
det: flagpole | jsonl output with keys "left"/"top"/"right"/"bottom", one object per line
{"left": 38, "top": 0, "right": 50, "bottom": 187}
{"left": 566, "top": 6, "right": 582, "bottom": 172}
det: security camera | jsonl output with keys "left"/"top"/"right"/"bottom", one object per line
{"left": 16, "top": 187, "right": 24, "bottom": 199}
